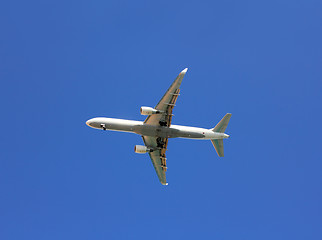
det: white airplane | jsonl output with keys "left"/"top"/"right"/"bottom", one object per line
{"left": 86, "top": 68, "right": 231, "bottom": 185}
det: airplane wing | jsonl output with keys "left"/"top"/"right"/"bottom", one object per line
{"left": 142, "top": 135, "right": 169, "bottom": 185}
{"left": 144, "top": 68, "right": 188, "bottom": 127}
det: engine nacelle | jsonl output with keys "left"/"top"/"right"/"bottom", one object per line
{"left": 134, "top": 145, "right": 149, "bottom": 154}
{"left": 140, "top": 106, "right": 161, "bottom": 115}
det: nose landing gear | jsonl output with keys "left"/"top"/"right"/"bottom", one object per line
{"left": 100, "top": 124, "right": 107, "bottom": 130}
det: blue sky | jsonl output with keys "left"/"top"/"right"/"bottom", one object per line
{"left": 1, "top": 0, "right": 321, "bottom": 239}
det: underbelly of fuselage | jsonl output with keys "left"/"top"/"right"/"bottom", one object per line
{"left": 133, "top": 124, "right": 204, "bottom": 139}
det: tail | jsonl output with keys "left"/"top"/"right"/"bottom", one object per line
{"left": 210, "top": 113, "right": 231, "bottom": 157}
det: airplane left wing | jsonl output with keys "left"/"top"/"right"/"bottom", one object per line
{"left": 144, "top": 68, "right": 188, "bottom": 127}
{"left": 142, "top": 135, "right": 169, "bottom": 185}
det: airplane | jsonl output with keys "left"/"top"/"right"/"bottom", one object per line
{"left": 86, "top": 68, "right": 231, "bottom": 185}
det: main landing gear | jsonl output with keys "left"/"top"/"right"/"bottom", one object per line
{"left": 156, "top": 137, "right": 165, "bottom": 148}
{"left": 159, "top": 121, "right": 167, "bottom": 127}
{"left": 100, "top": 124, "right": 107, "bottom": 130}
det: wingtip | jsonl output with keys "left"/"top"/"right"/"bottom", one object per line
{"left": 162, "top": 182, "right": 169, "bottom": 186}
{"left": 181, "top": 68, "right": 188, "bottom": 73}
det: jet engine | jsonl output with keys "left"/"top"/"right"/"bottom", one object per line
{"left": 134, "top": 145, "right": 151, "bottom": 154}
{"left": 140, "top": 106, "right": 161, "bottom": 115}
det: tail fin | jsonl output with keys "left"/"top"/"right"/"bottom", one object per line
{"left": 211, "top": 113, "right": 232, "bottom": 133}
{"left": 210, "top": 113, "right": 231, "bottom": 157}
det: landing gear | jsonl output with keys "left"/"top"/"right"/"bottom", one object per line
{"left": 159, "top": 121, "right": 167, "bottom": 127}
{"left": 156, "top": 137, "right": 165, "bottom": 148}
{"left": 100, "top": 124, "right": 107, "bottom": 130}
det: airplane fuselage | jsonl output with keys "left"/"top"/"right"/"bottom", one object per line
{"left": 86, "top": 117, "right": 229, "bottom": 140}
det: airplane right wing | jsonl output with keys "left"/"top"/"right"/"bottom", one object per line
{"left": 142, "top": 135, "right": 169, "bottom": 185}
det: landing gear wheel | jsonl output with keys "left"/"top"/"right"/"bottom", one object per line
{"left": 159, "top": 121, "right": 167, "bottom": 127}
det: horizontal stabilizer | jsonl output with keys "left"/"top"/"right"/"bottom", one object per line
{"left": 212, "top": 113, "right": 232, "bottom": 133}
{"left": 211, "top": 139, "right": 224, "bottom": 157}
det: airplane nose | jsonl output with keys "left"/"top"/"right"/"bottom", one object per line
{"left": 86, "top": 119, "right": 92, "bottom": 127}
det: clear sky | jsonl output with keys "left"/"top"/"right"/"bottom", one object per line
{"left": 1, "top": 1, "right": 321, "bottom": 239}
